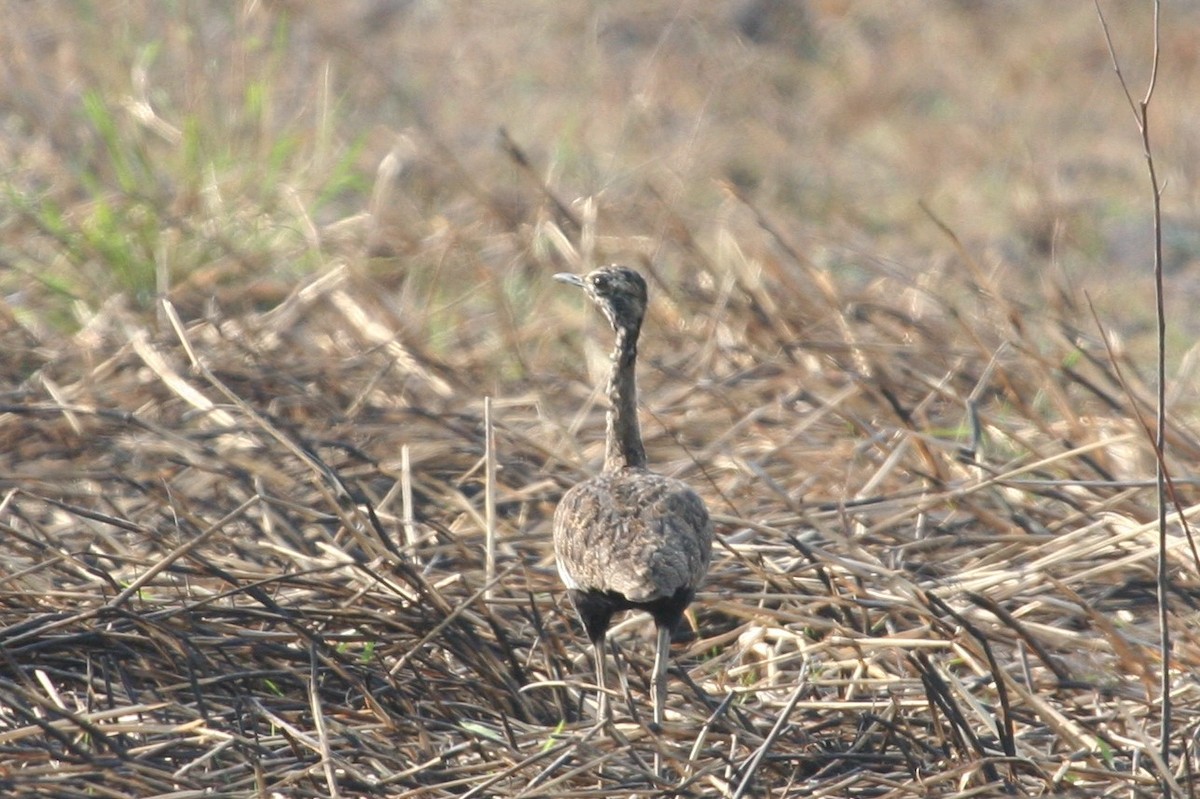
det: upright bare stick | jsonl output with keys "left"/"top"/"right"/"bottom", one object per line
{"left": 484, "top": 396, "right": 497, "bottom": 602}
{"left": 1095, "top": 2, "right": 1172, "bottom": 792}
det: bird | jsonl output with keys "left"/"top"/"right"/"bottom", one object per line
{"left": 552, "top": 265, "right": 712, "bottom": 728}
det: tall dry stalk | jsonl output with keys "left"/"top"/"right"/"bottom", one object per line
{"left": 1095, "top": 2, "right": 1172, "bottom": 793}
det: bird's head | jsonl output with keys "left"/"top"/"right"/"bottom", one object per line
{"left": 555, "top": 265, "right": 648, "bottom": 333}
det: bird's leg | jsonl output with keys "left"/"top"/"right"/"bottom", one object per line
{"left": 592, "top": 637, "right": 611, "bottom": 723}
{"left": 651, "top": 623, "right": 671, "bottom": 730}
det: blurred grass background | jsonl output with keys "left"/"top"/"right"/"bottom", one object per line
{"left": 4, "top": 2, "right": 1199, "bottom": 359}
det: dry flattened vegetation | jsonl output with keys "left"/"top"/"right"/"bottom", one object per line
{"left": 4, "top": 2, "right": 1200, "bottom": 797}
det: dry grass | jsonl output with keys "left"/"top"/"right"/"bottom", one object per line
{"left": 4, "top": 2, "right": 1200, "bottom": 797}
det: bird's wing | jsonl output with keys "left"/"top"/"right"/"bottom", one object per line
{"left": 553, "top": 474, "right": 712, "bottom": 602}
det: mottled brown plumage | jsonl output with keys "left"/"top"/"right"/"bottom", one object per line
{"left": 553, "top": 265, "right": 712, "bottom": 727}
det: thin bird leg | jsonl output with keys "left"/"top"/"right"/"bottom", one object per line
{"left": 651, "top": 623, "right": 671, "bottom": 729}
{"left": 593, "top": 638, "right": 611, "bottom": 723}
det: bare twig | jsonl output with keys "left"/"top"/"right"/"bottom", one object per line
{"left": 1095, "top": 2, "right": 1172, "bottom": 793}
{"left": 485, "top": 396, "right": 498, "bottom": 602}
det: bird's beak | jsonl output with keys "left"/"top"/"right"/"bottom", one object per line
{"left": 554, "top": 273, "right": 585, "bottom": 287}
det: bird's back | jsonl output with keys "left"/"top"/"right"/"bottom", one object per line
{"left": 553, "top": 468, "right": 712, "bottom": 604}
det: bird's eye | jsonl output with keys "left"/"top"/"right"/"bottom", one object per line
{"left": 592, "top": 275, "right": 610, "bottom": 290}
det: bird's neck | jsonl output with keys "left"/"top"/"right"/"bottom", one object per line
{"left": 604, "top": 323, "right": 647, "bottom": 471}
